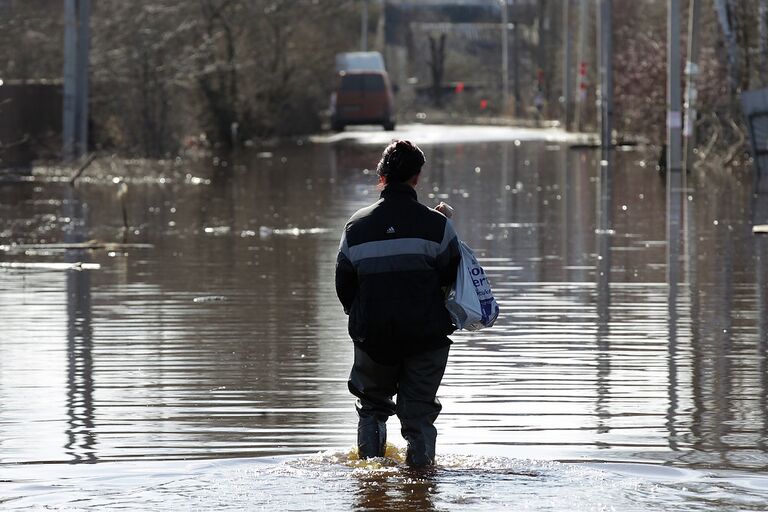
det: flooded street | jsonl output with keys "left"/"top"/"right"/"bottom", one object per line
{"left": 2, "top": 125, "right": 768, "bottom": 510}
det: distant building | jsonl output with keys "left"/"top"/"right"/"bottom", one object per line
{"left": 383, "top": 0, "right": 539, "bottom": 109}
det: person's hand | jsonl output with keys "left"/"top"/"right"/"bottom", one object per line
{"left": 434, "top": 202, "right": 454, "bottom": 218}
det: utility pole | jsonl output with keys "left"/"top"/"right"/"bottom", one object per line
{"left": 668, "top": 0, "right": 682, "bottom": 173}
{"left": 598, "top": 0, "right": 613, "bottom": 151}
{"left": 562, "top": 0, "right": 572, "bottom": 130}
{"left": 501, "top": 0, "right": 509, "bottom": 114}
{"left": 574, "top": 0, "right": 588, "bottom": 131}
{"left": 760, "top": 0, "right": 768, "bottom": 85}
{"left": 62, "top": 0, "right": 90, "bottom": 162}
{"left": 667, "top": 0, "right": 683, "bottom": 289}
{"left": 683, "top": 0, "right": 701, "bottom": 172}
{"left": 361, "top": 0, "right": 368, "bottom": 51}
{"left": 512, "top": 17, "right": 521, "bottom": 115}
{"left": 76, "top": 0, "right": 91, "bottom": 158}
{"left": 535, "top": 0, "right": 547, "bottom": 119}
{"left": 63, "top": 0, "right": 77, "bottom": 161}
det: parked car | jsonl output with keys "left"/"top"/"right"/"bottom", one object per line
{"left": 330, "top": 70, "right": 396, "bottom": 132}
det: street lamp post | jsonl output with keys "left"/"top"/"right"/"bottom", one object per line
{"left": 76, "top": 0, "right": 90, "bottom": 158}
{"left": 63, "top": 0, "right": 77, "bottom": 161}
{"left": 361, "top": 0, "right": 368, "bottom": 52}
{"left": 62, "top": 0, "right": 90, "bottom": 162}
{"left": 562, "top": 0, "right": 572, "bottom": 130}
{"left": 575, "top": 0, "right": 588, "bottom": 131}
{"left": 501, "top": 0, "right": 509, "bottom": 114}
{"left": 598, "top": 0, "right": 613, "bottom": 151}
{"left": 668, "top": 0, "right": 682, "bottom": 172}
{"left": 683, "top": 0, "right": 701, "bottom": 172}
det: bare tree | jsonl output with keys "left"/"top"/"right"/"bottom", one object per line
{"left": 0, "top": 0, "right": 64, "bottom": 81}
{"left": 428, "top": 33, "right": 447, "bottom": 106}
{"left": 86, "top": 0, "right": 359, "bottom": 154}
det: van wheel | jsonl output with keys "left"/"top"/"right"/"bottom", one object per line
{"left": 383, "top": 121, "right": 395, "bottom": 131}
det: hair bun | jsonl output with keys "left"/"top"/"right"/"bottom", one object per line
{"left": 376, "top": 140, "right": 426, "bottom": 183}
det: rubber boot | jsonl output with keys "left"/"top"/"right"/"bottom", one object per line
{"left": 405, "top": 439, "right": 434, "bottom": 468}
{"left": 357, "top": 415, "right": 387, "bottom": 459}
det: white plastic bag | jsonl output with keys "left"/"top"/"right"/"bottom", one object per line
{"left": 445, "top": 241, "right": 500, "bottom": 331}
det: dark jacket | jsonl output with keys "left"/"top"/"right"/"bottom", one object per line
{"left": 335, "top": 182, "right": 460, "bottom": 363}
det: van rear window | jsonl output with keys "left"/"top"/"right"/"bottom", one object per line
{"left": 364, "top": 74, "right": 385, "bottom": 91}
{"left": 340, "top": 74, "right": 385, "bottom": 92}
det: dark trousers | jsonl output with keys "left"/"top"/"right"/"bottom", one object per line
{"left": 348, "top": 345, "right": 450, "bottom": 466}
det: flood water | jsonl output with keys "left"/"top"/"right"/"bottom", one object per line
{"left": 2, "top": 125, "right": 768, "bottom": 510}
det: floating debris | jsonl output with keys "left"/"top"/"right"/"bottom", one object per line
{"left": 272, "top": 227, "right": 330, "bottom": 236}
{"left": 0, "top": 242, "right": 153, "bottom": 253}
{"left": 241, "top": 227, "right": 332, "bottom": 238}
{"left": 0, "top": 262, "right": 100, "bottom": 271}
{"left": 184, "top": 174, "right": 211, "bottom": 185}
{"left": 240, "top": 226, "right": 331, "bottom": 238}
{"left": 204, "top": 226, "right": 231, "bottom": 235}
{"left": 193, "top": 295, "right": 228, "bottom": 303}
{"left": 493, "top": 222, "right": 539, "bottom": 229}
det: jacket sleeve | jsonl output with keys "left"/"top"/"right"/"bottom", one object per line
{"left": 436, "top": 219, "right": 460, "bottom": 289}
{"left": 335, "top": 228, "right": 357, "bottom": 314}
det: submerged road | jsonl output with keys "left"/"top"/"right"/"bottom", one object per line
{"left": 2, "top": 123, "right": 767, "bottom": 511}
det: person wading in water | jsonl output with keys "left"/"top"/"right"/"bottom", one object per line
{"left": 335, "top": 140, "right": 460, "bottom": 467}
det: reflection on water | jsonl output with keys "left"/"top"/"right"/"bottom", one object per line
{"left": 667, "top": 162, "right": 683, "bottom": 455}
{"left": 64, "top": 187, "right": 96, "bottom": 463}
{"left": 2, "top": 134, "right": 768, "bottom": 509}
